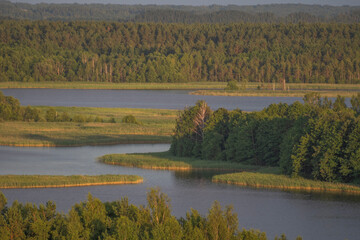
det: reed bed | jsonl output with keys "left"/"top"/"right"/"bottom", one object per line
{"left": 0, "top": 82, "right": 226, "bottom": 90}
{"left": 0, "top": 107, "right": 176, "bottom": 146}
{"left": 0, "top": 175, "right": 143, "bottom": 189}
{"left": 99, "top": 151, "right": 280, "bottom": 172}
{"left": 191, "top": 90, "right": 358, "bottom": 98}
{"left": 1, "top": 82, "right": 359, "bottom": 91}
{"left": 212, "top": 172, "right": 360, "bottom": 194}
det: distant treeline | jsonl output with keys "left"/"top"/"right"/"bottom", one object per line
{"left": 1, "top": 21, "right": 359, "bottom": 84}
{"left": 171, "top": 93, "right": 360, "bottom": 184}
{"left": 0, "top": 1, "right": 359, "bottom": 23}
{"left": 0, "top": 189, "right": 294, "bottom": 240}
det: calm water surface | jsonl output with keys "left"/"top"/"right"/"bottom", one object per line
{"left": 1, "top": 88, "right": 303, "bottom": 111}
{"left": 1, "top": 144, "right": 360, "bottom": 240}
{"left": 0, "top": 89, "right": 358, "bottom": 239}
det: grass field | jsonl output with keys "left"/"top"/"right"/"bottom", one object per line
{"left": 0, "top": 106, "right": 177, "bottom": 146}
{"left": 99, "top": 151, "right": 281, "bottom": 172}
{"left": 212, "top": 172, "right": 360, "bottom": 194}
{"left": 0, "top": 175, "right": 143, "bottom": 189}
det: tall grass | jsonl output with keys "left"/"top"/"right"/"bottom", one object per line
{"left": 0, "top": 82, "right": 226, "bottom": 90}
{"left": 191, "top": 89, "right": 359, "bottom": 98}
{"left": 99, "top": 151, "right": 281, "bottom": 172}
{"left": 1, "top": 82, "right": 359, "bottom": 91}
{"left": 0, "top": 106, "right": 176, "bottom": 146}
{"left": 212, "top": 172, "right": 360, "bottom": 194}
{"left": 0, "top": 175, "right": 143, "bottom": 188}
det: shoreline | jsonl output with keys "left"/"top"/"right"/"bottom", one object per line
{"left": 212, "top": 179, "right": 360, "bottom": 195}
{"left": 190, "top": 90, "right": 359, "bottom": 98}
{"left": 0, "top": 179, "right": 144, "bottom": 189}
{"left": 0, "top": 140, "right": 171, "bottom": 148}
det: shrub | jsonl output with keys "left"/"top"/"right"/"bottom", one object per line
{"left": 122, "top": 115, "right": 140, "bottom": 124}
{"left": 225, "top": 81, "right": 239, "bottom": 91}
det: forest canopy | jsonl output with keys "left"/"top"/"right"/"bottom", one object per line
{"left": 0, "top": 188, "right": 293, "bottom": 240}
{"left": 170, "top": 93, "right": 360, "bottom": 184}
{"left": 0, "top": 20, "right": 359, "bottom": 84}
{"left": 0, "top": 1, "right": 359, "bottom": 23}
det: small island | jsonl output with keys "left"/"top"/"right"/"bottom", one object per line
{"left": 0, "top": 175, "right": 143, "bottom": 189}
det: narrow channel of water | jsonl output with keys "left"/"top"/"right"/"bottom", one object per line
{"left": 1, "top": 144, "right": 360, "bottom": 240}
{"left": 1, "top": 88, "right": 303, "bottom": 111}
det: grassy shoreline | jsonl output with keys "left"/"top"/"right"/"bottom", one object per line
{"left": 99, "top": 151, "right": 360, "bottom": 195}
{"left": 190, "top": 89, "right": 359, "bottom": 98}
{"left": 0, "top": 175, "right": 143, "bottom": 189}
{"left": 99, "top": 151, "right": 281, "bottom": 173}
{"left": 0, "top": 106, "right": 176, "bottom": 147}
{"left": 1, "top": 82, "right": 359, "bottom": 91}
{"left": 0, "top": 82, "right": 226, "bottom": 90}
{"left": 212, "top": 172, "right": 360, "bottom": 194}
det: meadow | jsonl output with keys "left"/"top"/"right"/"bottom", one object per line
{"left": 0, "top": 175, "right": 143, "bottom": 188}
{"left": 0, "top": 106, "right": 177, "bottom": 146}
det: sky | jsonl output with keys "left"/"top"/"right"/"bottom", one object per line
{"left": 9, "top": 0, "right": 360, "bottom": 6}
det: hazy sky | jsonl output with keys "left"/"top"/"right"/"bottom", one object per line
{"left": 10, "top": 0, "right": 360, "bottom": 6}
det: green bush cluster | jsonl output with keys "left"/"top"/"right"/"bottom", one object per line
{"left": 171, "top": 93, "right": 360, "bottom": 183}
{"left": 0, "top": 189, "right": 294, "bottom": 240}
{"left": 0, "top": 91, "right": 40, "bottom": 122}
{"left": 122, "top": 114, "right": 140, "bottom": 124}
{"left": 0, "top": 91, "right": 115, "bottom": 123}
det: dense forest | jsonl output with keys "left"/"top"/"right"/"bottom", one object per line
{"left": 0, "top": 1, "right": 359, "bottom": 23}
{"left": 170, "top": 93, "right": 360, "bottom": 184}
{"left": 0, "top": 21, "right": 359, "bottom": 84}
{"left": 0, "top": 189, "right": 294, "bottom": 240}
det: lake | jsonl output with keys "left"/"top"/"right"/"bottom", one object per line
{"left": 0, "top": 88, "right": 359, "bottom": 239}
{"left": 1, "top": 144, "right": 360, "bottom": 240}
{"left": 1, "top": 88, "right": 303, "bottom": 111}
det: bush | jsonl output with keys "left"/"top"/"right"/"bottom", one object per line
{"left": 225, "top": 81, "right": 239, "bottom": 91}
{"left": 109, "top": 117, "right": 116, "bottom": 123}
{"left": 45, "top": 107, "right": 58, "bottom": 122}
{"left": 72, "top": 114, "right": 86, "bottom": 123}
{"left": 122, "top": 115, "right": 139, "bottom": 124}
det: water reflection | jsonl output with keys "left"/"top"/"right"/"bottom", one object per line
{"left": 174, "top": 169, "right": 238, "bottom": 180}
{"left": 1, "top": 144, "right": 360, "bottom": 240}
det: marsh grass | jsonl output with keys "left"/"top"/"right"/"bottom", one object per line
{"left": 99, "top": 151, "right": 280, "bottom": 172}
{"left": 0, "top": 82, "right": 226, "bottom": 90}
{"left": 212, "top": 172, "right": 360, "bottom": 194}
{"left": 0, "top": 175, "right": 143, "bottom": 188}
{"left": 191, "top": 89, "right": 359, "bottom": 98}
{"left": 0, "top": 107, "right": 176, "bottom": 146}
{"left": 1, "top": 82, "right": 359, "bottom": 91}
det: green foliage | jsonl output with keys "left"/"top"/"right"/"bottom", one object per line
{"left": 0, "top": 189, "right": 280, "bottom": 239}
{"left": 350, "top": 93, "right": 360, "bottom": 114}
{"left": 122, "top": 115, "right": 140, "bottom": 124}
{"left": 172, "top": 98, "right": 360, "bottom": 184}
{"left": 170, "top": 100, "right": 212, "bottom": 157}
{"left": 45, "top": 107, "right": 58, "bottom": 122}
{"left": 0, "top": 21, "right": 359, "bottom": 84}
{"left": 0, "top": 90, "right": 22, "bottom": 121}
{"left": 23, "top": 106, "right": 40, "bottom": 122}
{"left": 225, "top": 81, "right": 240, "bottom": 91}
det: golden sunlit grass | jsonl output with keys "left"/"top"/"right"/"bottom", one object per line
{"left": 0, "top": 81, "right": 226, "bottom": 90}
{"left": 212, "top": 172, "right": 360, "bottom": 194}
{"left": 0, "top": 175, "right": 143, "bottom": 188}
{"left": 0, "top": 106, "right": 177, "bottom": 146}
